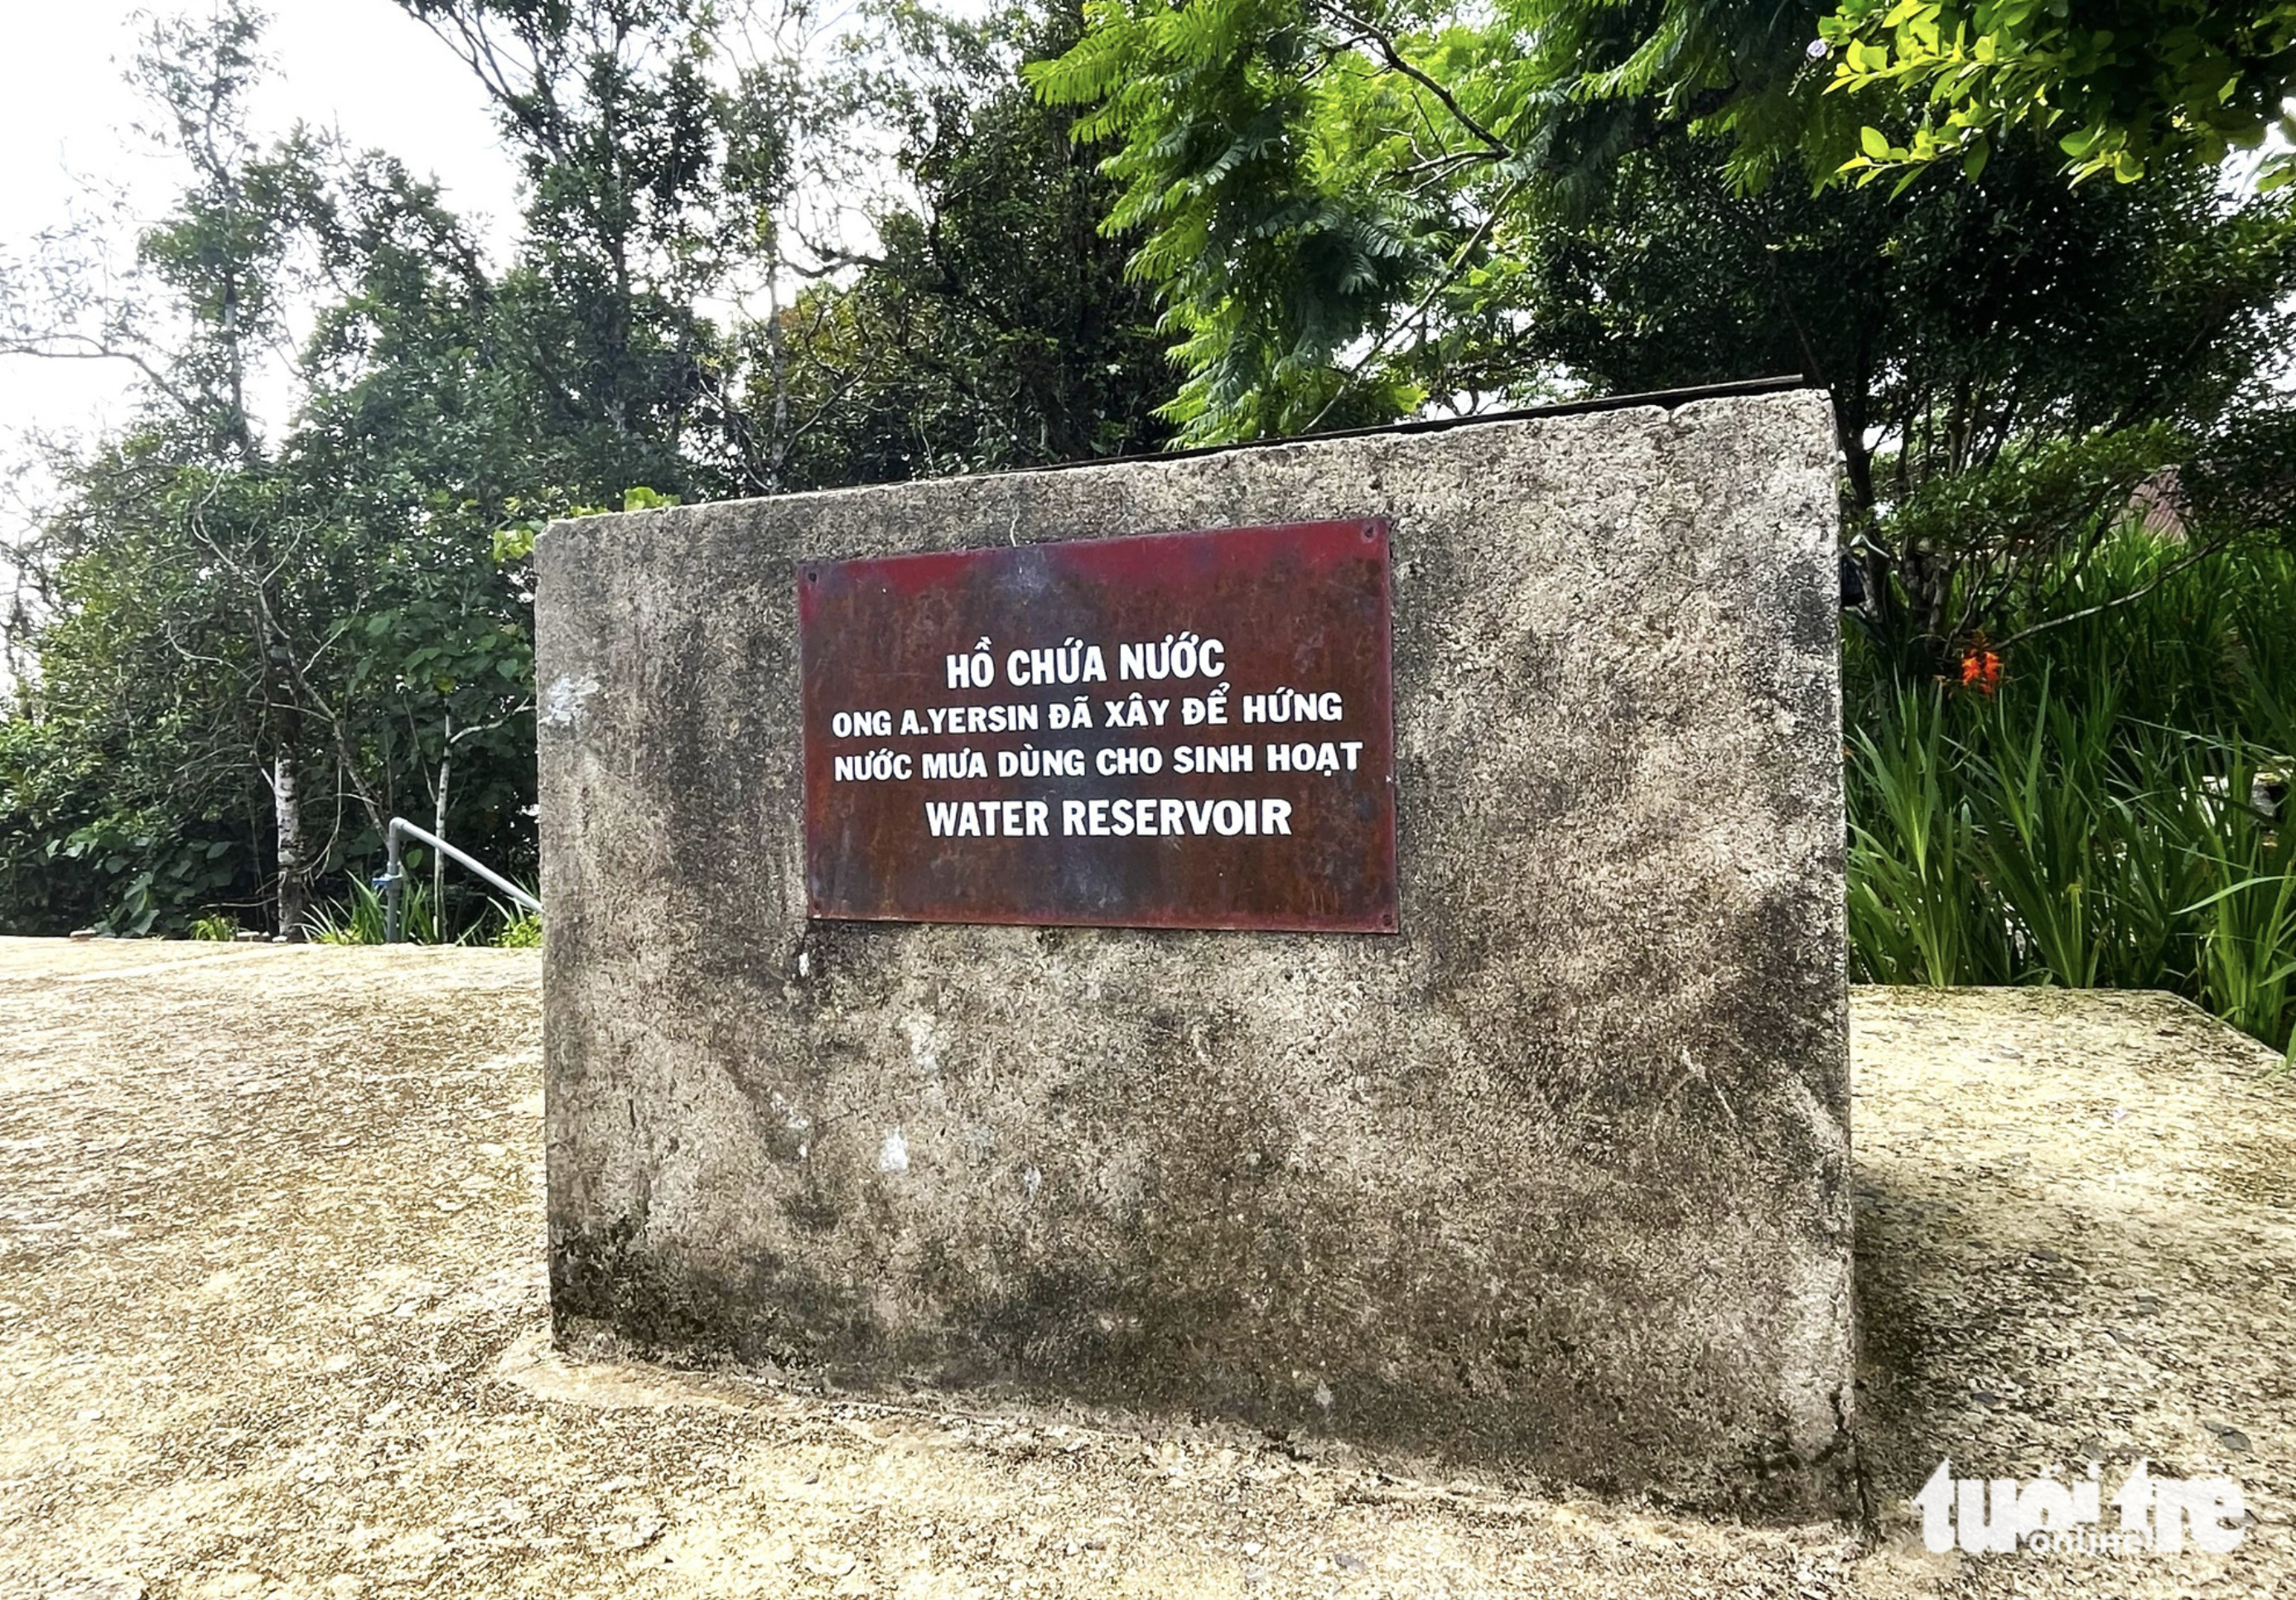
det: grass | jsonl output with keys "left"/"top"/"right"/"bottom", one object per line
{"left": 299, "top": 879, "right": 540, "bottom": 948}
{"left": 304, "top": 880, "right": 441, "bottom": 946}
{"left": 1846, "top": 533, "right": 2296, "bottom": 1058}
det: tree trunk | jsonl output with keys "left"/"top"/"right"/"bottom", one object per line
{"left": 273, "top": 746, "right": 306, "bottom": 939}
{"left": 434, "top": 714, "right": 452, "bottom": 935}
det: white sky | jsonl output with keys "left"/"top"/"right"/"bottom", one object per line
{"left": 0, "top": 0, "right": 520, "bottom": 455}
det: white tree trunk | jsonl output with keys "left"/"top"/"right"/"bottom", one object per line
{"left": 433, "top": 712, "right": 452, "bottom": 936}
{"left": 273, "top": 748, "right": 305, "bottom": 939}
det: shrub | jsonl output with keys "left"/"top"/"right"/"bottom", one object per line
{"left": 1846, "top": 533, "right": 2296, "bottom": 1058}
{"left": 494, "top": 909, "right": 543, "bottom": 948}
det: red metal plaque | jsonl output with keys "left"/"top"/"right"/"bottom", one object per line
{"left": 798, "top": 520, "right": 1397, "bottom": 933}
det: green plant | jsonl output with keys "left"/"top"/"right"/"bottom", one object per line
{"left": 1824, "top": 0, "right": 2296, "bottom": 190}
{"left": 1846, "top": 683, "right": 1995, "bottom": 986}
{"left": 2169, "top": 740, "right": 2296, "bottom": 1054}
{"left": 493, "top": 908, "right": 543, "bottom": 948}
{"left": 1968, "top": 668, "right": 2122, "bottom": 987}
{"left": 189, "top": 913, "right": 239, "bottom": 942}
{"left": 1845, "top": 532, "right": 2296, "bottom": 1058}
{"left": 304, "top": 880, "right": 439, "bottom": 946}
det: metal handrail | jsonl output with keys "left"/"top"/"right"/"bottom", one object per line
{"left": 375, "top": 817, "right": 539, "bottom": 944}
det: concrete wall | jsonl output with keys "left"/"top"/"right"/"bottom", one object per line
{"left": 535, "top": 391, "right": 1852, "bottom": 1511}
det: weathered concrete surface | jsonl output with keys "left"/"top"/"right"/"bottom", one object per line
{"left": 536, "top": 393, "right": 1851, "bottom": 1510}
{"left": 1, "top": 941, "right": 2290, "bottom": 1598}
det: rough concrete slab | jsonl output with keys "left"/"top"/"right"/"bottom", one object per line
{"left": 0, "top": 940, "right": 2288, "bottom": 1597}
{"left": 534, "top": 393, "right": 1850, "bottom": 1510}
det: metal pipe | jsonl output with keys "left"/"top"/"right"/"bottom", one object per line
{"left": 380, "top": 817, "right": 539, "bottom": 943}
{"left": 381, "top": 825, "right": 406, "bottom": 945}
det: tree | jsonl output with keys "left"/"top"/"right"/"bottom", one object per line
{"left": 1032, "top": 0, "right": 2296, "bottom": 660}
{"left": 0, "top": 5, "right": 542, "bottom": 937}
{"left": 774, "top": 0, "right": 1177, "bottom": 488}
{"left": 2, "top": 0, "right": 1184, "bottom": 935}
{"left": 1032, "top": 0, "right": 2296, "bottom": 435}
{"left": 394, "top": 0, "right": 740, "bottom": 499}
{"left": 1493, "top": 133, "right": 2296, "bottom": 647}
{"left": 282, "top": 150, "right": 545, "bottom": 918}
{"left": 394, "top": 0, "right": 913, "bottom": 499}
{"left": 0, "top": 4, "right": 345, "bottom": 933}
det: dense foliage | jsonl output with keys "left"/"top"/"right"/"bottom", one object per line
{"left": 1848, "top": 535, "right": 2296, "bottom": 1055}
{"left": 0, "top": 0, "right": 1172, "bottom": 939}
{"left": 1825, "top": 0, "right": 2296, "bottom": 189}
{"left": 1032, "top": 0, "right": 2296, "bottom": 682}
{"left": 769, "top": 2, "right": 1175, "bottom": 486}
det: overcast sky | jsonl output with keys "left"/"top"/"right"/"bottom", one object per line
{"left": 0, "top": 0, "right": 522, "bottom": 465}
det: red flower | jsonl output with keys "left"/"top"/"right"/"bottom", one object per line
{"left": 1959, "top": 648, "right": 2002, "bottom": 696}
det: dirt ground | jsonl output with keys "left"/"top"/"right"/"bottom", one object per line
{"left": 0, "top": 939, "right": 2289, "bottom": 1600}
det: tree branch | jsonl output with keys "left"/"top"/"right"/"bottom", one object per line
{"left": 1994, "top": 532, "right": 2241, "bottom": 651}
{"left": 0, "top": 335, "right": 204, "bottom": 418}
{"left": 1311, "top": 3, "right": 1512, "bottom": 160}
